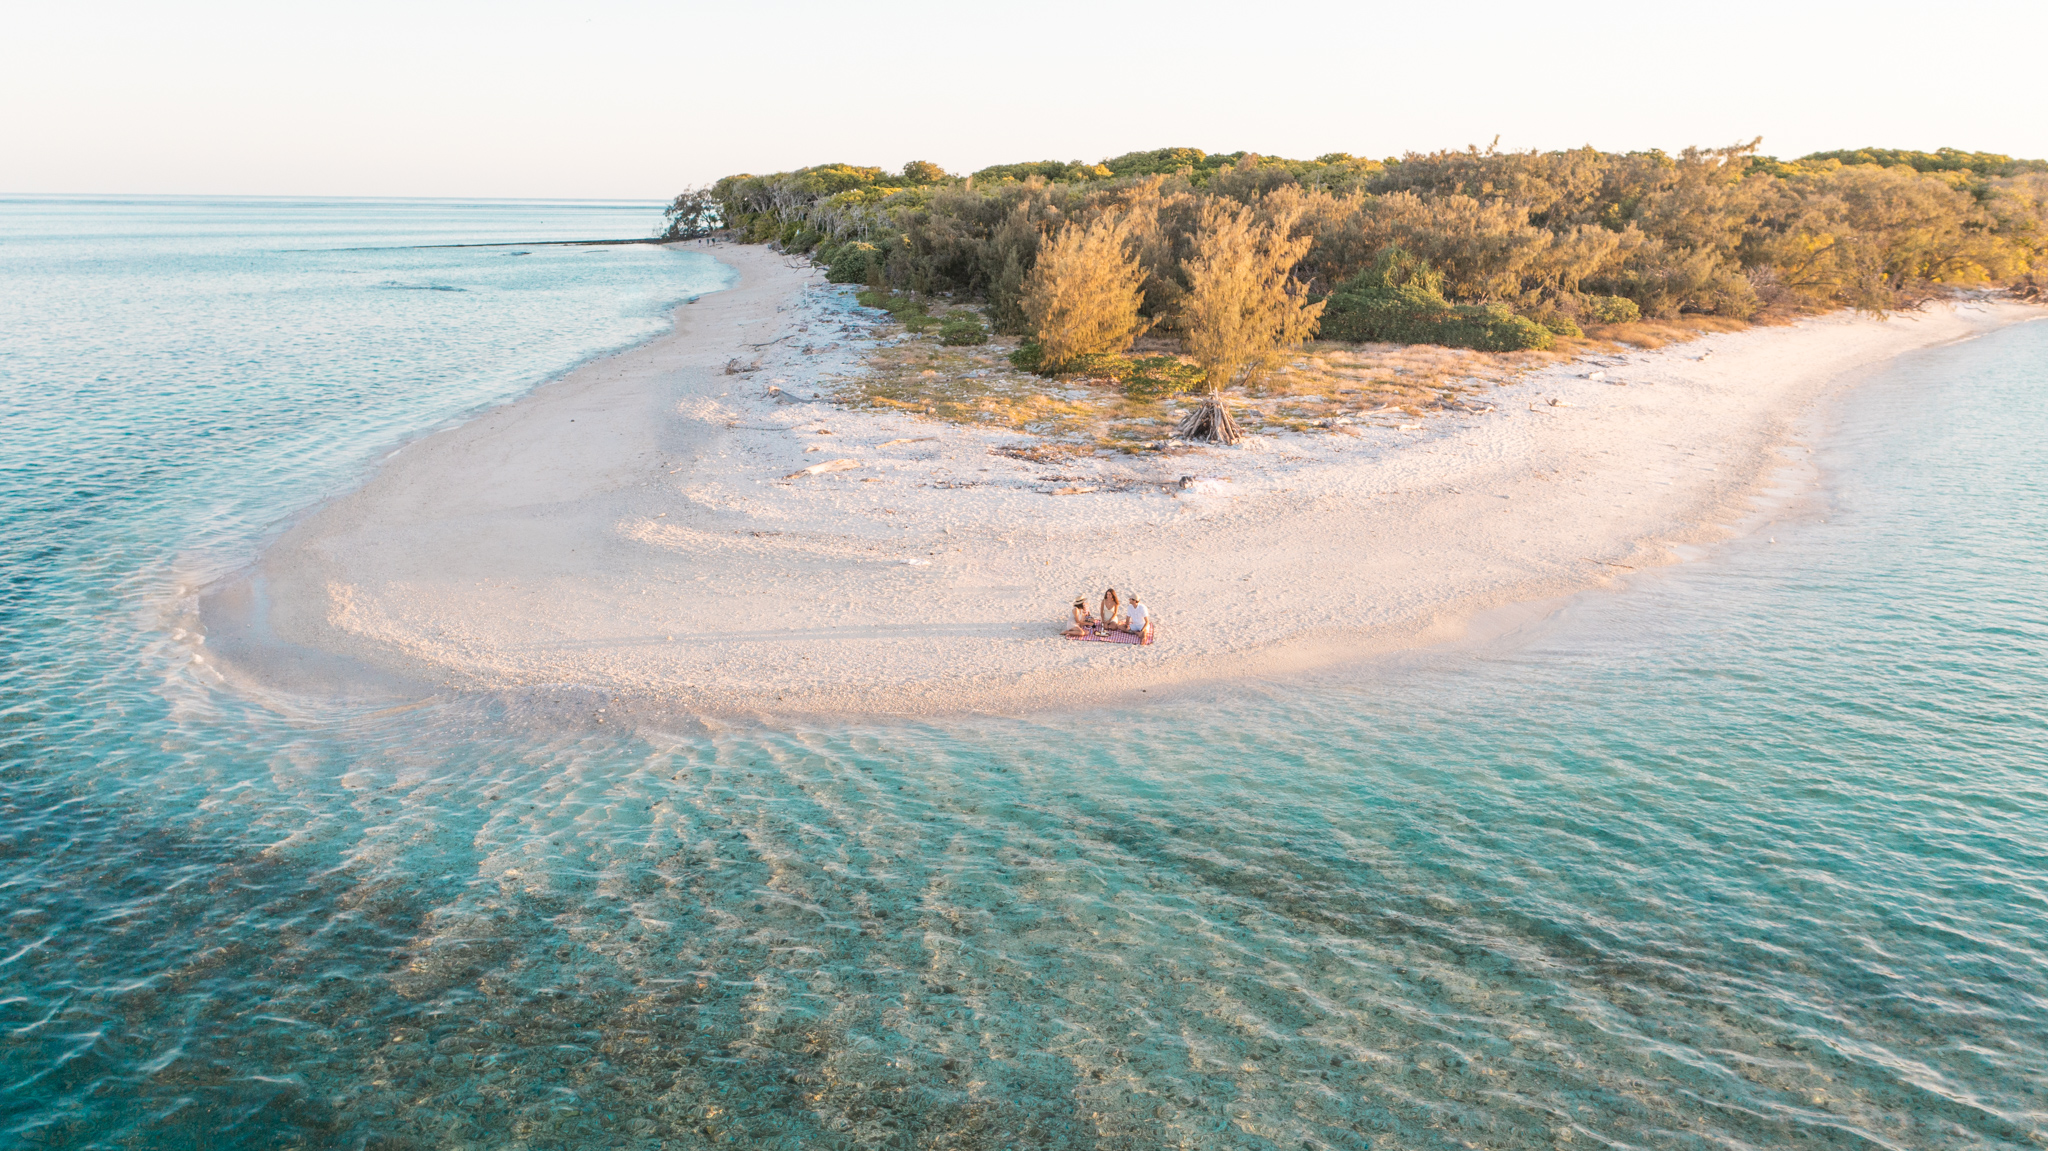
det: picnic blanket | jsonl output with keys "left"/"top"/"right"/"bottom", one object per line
{"left": 1064, "top": 628, "right": 1153, "bottom": 645}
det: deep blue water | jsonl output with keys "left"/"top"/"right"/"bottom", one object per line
{"left": 0, "top": 200, "right": 2042, "bottom": 1150}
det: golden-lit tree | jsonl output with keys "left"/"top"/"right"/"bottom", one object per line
{"left": 1019, "top": 212, "right": 1152, "bottom": 370}
{"left": 1174, "top": 200, "right": 1323, "bottom": 442}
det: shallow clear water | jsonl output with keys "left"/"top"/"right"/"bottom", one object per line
{"left": 2, "top": 202, "right": 2044, "bottom": 1150}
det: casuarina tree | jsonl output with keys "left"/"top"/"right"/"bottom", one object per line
{"left": 1174, "top": 200, "right": 1323, "bottom": 443}
{"left": 1020, "top": 211, "right": 1153, "bottom": 371}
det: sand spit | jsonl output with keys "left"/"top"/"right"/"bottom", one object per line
{"left": 210, "top": 243, "right": 2042, "bottom": 717}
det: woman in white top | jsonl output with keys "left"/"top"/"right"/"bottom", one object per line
{"left": 1099, "top": 588, "right": 1125, "bottom": 631}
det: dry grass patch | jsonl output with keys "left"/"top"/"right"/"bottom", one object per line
{"left": 831, "top": 307, "right": 1186, "bottom": 452}
{"left": 1224, "top": 340, "right": 1569, "bottom": 432}
{"left": 990, "top": 442, "right": 1078, "bottom": 464}
{"left": 835, "top": 300, "right": 1755, "bottom": 448}
{"left": 835, "top": 320, "right": 1089, "bottom": 433}
{"left": 1581, "top": 313, "right": 1753, "bottom": 349}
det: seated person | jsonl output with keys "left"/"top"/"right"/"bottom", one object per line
{"left": 1065, "top": 597, "right": 1097, "bottom": 635}
{"left": 1099, "top": 587, "right": 1125, "bottom": 631}
{"left": 1124, "top": 594, "right": 1151, "bottom": 636}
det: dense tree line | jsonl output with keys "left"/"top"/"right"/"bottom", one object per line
{"left": 667, "top": 143, "right": 2048, "bottom": 340}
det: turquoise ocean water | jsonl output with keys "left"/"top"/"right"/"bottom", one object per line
{"left": 1, "top": 198, "right": 2043, "bottom": 1149}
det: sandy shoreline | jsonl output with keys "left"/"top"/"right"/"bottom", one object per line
{"left": 201, "top": 243, "right": 2042, "bottom": 717}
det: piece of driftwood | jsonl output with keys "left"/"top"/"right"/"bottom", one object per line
{"left": 783, "top": 458, "right": 860, "bottom": 479}
{"left": 1176, "top": 394, "right": 1243, "bottom": 444}
{"left": 992, "top": 443, "right": 1073, "bottom": 463}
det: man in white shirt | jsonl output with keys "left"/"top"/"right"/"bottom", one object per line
{"left": 1124, "top": 595, "right": 1150, "bottom": 636}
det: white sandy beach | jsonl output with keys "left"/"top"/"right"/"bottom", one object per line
{"left": 205, "top": 243, "right": 2041, "bottom": 716}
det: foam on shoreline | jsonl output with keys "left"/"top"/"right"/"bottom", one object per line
{"left": 204, "top": 243, "right": 2043, "bottom": 717}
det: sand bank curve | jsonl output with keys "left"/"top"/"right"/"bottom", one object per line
{"left": 208, "top": 243, "right": 2043, "bottom": 716}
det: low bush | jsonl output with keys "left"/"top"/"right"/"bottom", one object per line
{"left": 1007, "top": 343, "right": 1204, "bottom": 398}
{"left": 937, "top": 313, "right": 990, "bottom": 345}
{"left": 1523, "top": 291, "right": 1635, "bottom": 335}
{"left": 1584, "top": 248, "right": 1759, "bottom": 319}
{"left": 1580, "top": 293, "right": 1641, "bottom": 324}
{"left": 1318, "top": 248, "right": 1554, "bottom": 351}
{"left": 1114, "top": 355, "right": 1206, "bottom": 399}
{"left": 856, "top": 286, "right": 937, "bottom": 332}
{"left": 824, "top": 242, "right": 884, "bottom": 284}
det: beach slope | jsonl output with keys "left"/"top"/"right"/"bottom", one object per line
{"left": 213, "top": 244, "right": 2040, "bottom": 715}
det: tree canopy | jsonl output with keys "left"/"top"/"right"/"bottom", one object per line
{"left": 677, "top": 141, "right": 2048, "bottom": 329}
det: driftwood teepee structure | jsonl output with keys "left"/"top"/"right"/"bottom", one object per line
{"left": 1174, "top": 392, "right": 1243, "bottom": 445}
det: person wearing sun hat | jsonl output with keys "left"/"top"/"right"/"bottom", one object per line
{"left": 1067, "top": 596, "right": 1097, "bottom": 634}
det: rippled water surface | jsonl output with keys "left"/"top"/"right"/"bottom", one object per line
{"left": 2, "top": 201, "right": 2044, "bottom": 1150}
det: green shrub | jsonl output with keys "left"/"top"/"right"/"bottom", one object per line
{"left": 986, "top": 249, "right": 1030, "bottom": 335}
{"left": 1584, "top": 249, "right": 1759, "bottom": 319}
{"left": 854, "top": 286, "right": 916, "bottom": 314}
{"left": 1580, "top": 294, "right": 1641, "bottom": 325}
{"left": 937, "top": 313, "right": 989, "bottom": 345}
{"left": 1114, "top": 356, "right": 1206, "bottom": 399}
{"left": 775, "top": 219, "right": 814, "bottom": 250}
{"left": 855, "top": 286, "right": 937, "bottom": 332}
{"left": 825, "top": 242, "right": 884, "bottom": 284}
{"left": 1006, "top": 344, "right": 1204, "bottom": 397}
{"left": 1319, "top": 248, "right": 1554, "bottom": 351}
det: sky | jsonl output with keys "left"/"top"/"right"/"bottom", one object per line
{"left": 4, "top": 0, "right": 2044, "bottom": 200}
